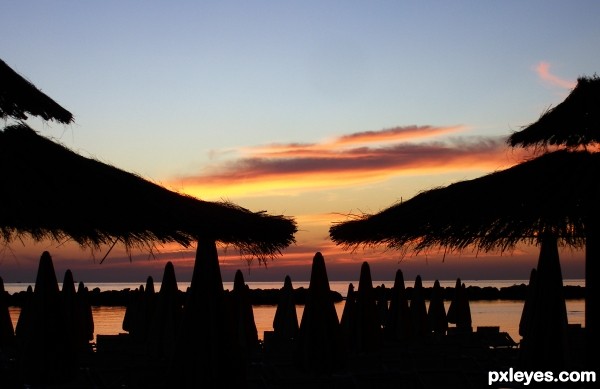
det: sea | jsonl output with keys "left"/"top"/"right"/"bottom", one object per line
{"left": 4, "top": 279, "right": 586, "bottom": 344}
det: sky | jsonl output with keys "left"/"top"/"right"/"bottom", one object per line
{"left": 1, "top": 1, "right": 599, "bottom": 285}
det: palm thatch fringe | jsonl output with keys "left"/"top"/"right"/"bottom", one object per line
{"left": 0, "top": 124, "right": 296, "bottom": 260}
{"left": 330, "top": 150, "right": 600, "bottom": 254}
{"left": 508, "top": 75, "right": 600, "bottom": 151}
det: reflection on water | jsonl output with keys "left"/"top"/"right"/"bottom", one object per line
{"left": 9, "top": 299, "right": 585, "bottom": 344}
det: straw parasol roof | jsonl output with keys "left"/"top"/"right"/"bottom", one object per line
{"left": 0, "top": 59, "right": 73, "bottom": 124}
{"left": 1, "top": 123, "right": 296, "bottom": 259}
{"left": 508, "top": 76, "right": 600, "bottom": 151}
{"left": 330, "top": 149, "right": 600, "bottom": 254}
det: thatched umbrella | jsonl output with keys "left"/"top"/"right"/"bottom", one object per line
{"left": 0, "top": 58, "right": 73, "bottom": 124}
{"left": 1, "top": 123, "right": 296, "bottom": 258}
{"left": 508, "top": 75, "right": 600, "bottom": 366}
{"left": 330, "top": 150, "right": 600, "bottom": 365}
{"left": 330, "top": 150, "right": 600, "bottom": 253}
{"left": 508, "top": 76, "right": 600, "bottom": 150}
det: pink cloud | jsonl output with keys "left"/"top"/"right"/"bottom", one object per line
{"left": 535, "top": 62, "right": 576, "bottom": 89}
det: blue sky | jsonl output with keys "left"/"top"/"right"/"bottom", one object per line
{"left": 1, "top": 1, "right": 598, "bottom": 283}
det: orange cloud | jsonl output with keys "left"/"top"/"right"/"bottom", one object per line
{"left": 535, "top": 62, "right": 576, "bottom": 89}
{"left": 334, "top": 125, "right": 464, "bottom": 146}
{"left": 241, "top": 125, "right": 465, "bottom": 158}
{"left": 174, "top": 132, "right": 519, "bottom": 198}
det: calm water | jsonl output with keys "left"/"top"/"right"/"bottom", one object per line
{"left": 5, "top": 279, "right": 586, "bottom": 344}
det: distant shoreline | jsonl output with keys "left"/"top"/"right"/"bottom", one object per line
{"left": 5, "top": 284, "right": 585, "bottom": 307}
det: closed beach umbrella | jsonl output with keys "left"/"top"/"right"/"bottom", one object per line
{"left": 456, "top": 283, "right": 472, "bottom": 333}
{"left": 273, "top": 275, "right": 299, "bottom": 341}
{"left": 376, "top": 284, "right": 388, "bottom": 330}
{"left": 231, "top": 269, "right": 259, "bottom": 357}
{"left": 77, "top": 281, "right": 94, "bottom": 344}
{"left": 340, "top": 283, "right": 356, "bottom": 350}
{"left": 171, "top": 239, "right": 244, "bottom": 387}
{"left": 428, "top": 280, "right": 448, "bottom": 337}
{"left": 519, "top": 234, "right": 568, "bottom": 370}
{"left": 385, "top": 269, "right": 412, "bottom": 342}
{"left": 446, "top": 278, "right": 461, "bottom": 326}
{"left": 19, "top": 252, "right": 69, "bottom": 385}
{"left": 0, "top": 58, "right": 73, "bottom": 123}
{"left": 61, "top": 269, "right": 84, "bottom": 356}
{"left": 295, "top": 252, "right": 344, "bottom": 373}
{"left": 519, "top": 268, "right": 537, "bottom": 338}
{"left": 0, "top": 276, "right": 15, "bottom": 349}
{"left": 148, "top": 261, "right": 182, "bottom": 360}
{"left": 352, "top": 262, "right": 382, "bottom": 353}
{"left": 410, "top": 275, "right": 429, "bottom": 339}
{"left": 448, "top": 278, "right": 472, "bottom": 333}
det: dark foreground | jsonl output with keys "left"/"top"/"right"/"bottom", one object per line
{"left": 0, "top": 326, "right": 590, "bottom": 389}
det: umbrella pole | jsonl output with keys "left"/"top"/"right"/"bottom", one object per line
{"left": 585, "top": 220, "right": 599, "bottom": 369}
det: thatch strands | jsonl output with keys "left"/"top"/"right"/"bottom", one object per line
{"left": 0, "top": 59, "right": 73, "bottom": 124}
{"left": 330, "top": 150, "right": 600, "bottom": 254}
{"left": 0, "top": 124, "right": 296, "bottom": 260}
{"left": 508, "top": 76, "right": 600, "bottom": 151}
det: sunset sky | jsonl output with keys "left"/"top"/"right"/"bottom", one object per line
{"left": 1, "top": 1, "right": 598, "bottom": 285}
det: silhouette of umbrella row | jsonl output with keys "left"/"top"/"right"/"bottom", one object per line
{"left": 0, "top": 58, "right": 74, "bottom": 124}
{"left": 4, "top": 252, "right": 95, "bottom": 385}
